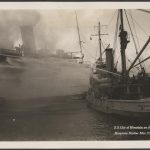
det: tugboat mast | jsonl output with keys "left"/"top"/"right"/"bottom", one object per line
{"left": 119, "top": 9, "right": 127, "bottom": 78}
{"left": 98, "top": 22, "right": 102, "bottom": 63}
{"left": 91, "top": 22, "right": 108, "bottom": 63}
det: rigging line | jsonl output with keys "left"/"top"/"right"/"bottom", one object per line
{"left": 113, "top": 41, "right": 119, "bottom": 66}
{"left": 124, "top": 10, "right": 138, "bottom": 54}
{"left": 127, "top": 58, "right": 140, "bottom": 71}
{"left": 129, "top": 10, "right": 140, "bottom": 50}
{"left": 95, "top": 44, "right": 99, "bottom": 59}
{"left": 129, "top": 69, "right": 139, "bottom": 74}
{"left": 107, "top": 10, "right": 117, "bottom": 28}
{"left": 90, "top": 35, "right": 99, "bottom": 60}
{"left": 112, "top": 11, "right": 119, "bottom": 68}
{"left": 96, "top": 68, "right": 122, "bottom": 77}
{"left": 82, "top": 46, "right": 96, "bottom": 59}
{"left": 129, "top": 10, "right": 146, "bottom": 69}
{"left": 124, "top": 9, "right": 143, "bottom": 70}
{"left": 128, "top": 33, "right": 148, "bottom": 42}
{"left": 114, "top": 49, "right": 136, "bottom": 71}
{"left": 115, "top": 60, "right": 118, "bottom": 68}
{"left": 114, "top": 46, "right": 119, "bottom": 66}
{"left": 138, "top": 9, "right": 150, "bottom": 15}
{"left": 103, "top": 11, "right": 116, "bottom": 45}
{"left": 100, "top": 41, "right": 110, "bottom": 56}
{"left": 133, "top": 56, "right": 150, "bottom": 68}
{"left": 127, "top": 10, "right": 148, "bottom": 71}
{"left": 101, "top": 41, "right": 105, "bottom": 50}
{"left": 114, "top": 55, "right": 121, "bottom": 68}
{"left": 113, "top": 10, "right": 119, "bottom": 54}
{"left": 128, "top": 11, "right": 148, "bottom": 37}
{"left": 125, "top": 52, "right": 140, "bottom": 72}
{"left": 58, "top": 11, "right": 78, "bottom": 52}
{"left": 128, "top": 10, "right": 146, "bottom": 69}
{"left": 93, "top": 37, "right": 99, "bottom": 59}
{"left": 75, "top": 10, "right": 83, "bottom": 55}
{"left": 84, "top": 51, "right": 96, "bottom": 59}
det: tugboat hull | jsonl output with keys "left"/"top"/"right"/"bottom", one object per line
{"left": 87, "top": 91, "right": 150, "bottom": 118}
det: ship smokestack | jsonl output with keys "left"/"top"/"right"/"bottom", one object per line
{"left": 105, "top": 48, "right": 114, "bottom": 72}
{"left": 20, "top": 25, "right": 36, "bottom": 56}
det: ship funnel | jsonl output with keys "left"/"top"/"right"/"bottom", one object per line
{"left": 105, "top": 48, "right": 114, "bottom": 72}
{"left": 20, "top": 25, "right": 36, "bottom": 56}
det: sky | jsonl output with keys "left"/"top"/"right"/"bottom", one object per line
{"left": 0, "top": 8, "right": 150, "bottom": 73}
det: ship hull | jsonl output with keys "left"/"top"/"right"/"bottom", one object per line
{"left": 87, "top": 91, "right": 150, "bottom": 118}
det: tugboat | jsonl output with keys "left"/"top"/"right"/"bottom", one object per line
{"left": 87, "top": 9, "right": 150, "bottom": 118}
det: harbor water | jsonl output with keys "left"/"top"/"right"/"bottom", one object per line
{"left": 0, "top": 93, "right": 150, "bottom": 141}
{"left": 0, "top": 57, "right": 149, "bottom": 141}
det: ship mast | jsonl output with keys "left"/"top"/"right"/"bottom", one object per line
{"left": 98, "top": 22, "right": 102, "bottom": 62}
{"left": 75, "top": 11, "right": 84, "bottom": 62}
{"left": 119, "top": 9, "right": 127, "bottom": 77}
{"left": 119, "top": 9, "right": 131, "bottom": 80}
{"left": 90, "top": 22, "right": 108, "bottom": 63}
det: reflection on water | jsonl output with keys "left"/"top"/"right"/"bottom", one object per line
{"left": 0, "top": 94, "right": 149, "bottom": 141}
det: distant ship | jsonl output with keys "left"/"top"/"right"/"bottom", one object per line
{"left": 51, "top": 11, "right": 85, "bottom": 65}
{"left": 87, "top": 9, "right": 150, "bottom": 118}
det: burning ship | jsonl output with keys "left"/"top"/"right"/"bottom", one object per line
{"left": 0, "top": 25, "right": 35, "bottom": 69}
{"left": 87, "top": 9, "right": 150, "bottom": 118}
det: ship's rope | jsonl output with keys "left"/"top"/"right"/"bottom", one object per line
{"left": 114, "top": 10, "right": 141, "bottom": 71}
{"left": 101, "top": 41, "right": 105, "bottom": 50}
{"left": 96, "top": 68, "right": 122, "bottom": 77}
{"left": 127, "top": 10, "right": 149, "bottom": 70}
{"left": 138, "top": 9, "right": 150, "bottom": 17}
{"left": 95, "top": 44, "right": 99, "bottom": 60}
{"left": 129, "top": 10, "right": 141, "bottom": 50}
{"left": 113, "top": 11, "right": 120, "bottom": 69}
{"left": 107, "top": 10, "right": 117, "bottom": 27}
{"left": 113, "top": 11, "right": 119, "bottom": 52}
{"left": 94, "top": 40, "right": 108, "bottom": 60}
{"left": 124, "top": 9, "right": 143, "bottom": 71}
{"left": 128, "top": 10, "right": 146, "bottom": 69}
{"left": 128, "top": 33, "right": 147, "bottom": 42}
{"left": 127, "top": 57, "right": 140, "bottom": 71}
{"left": 82, "top": 46, "right": 96, "bottom": 60}
{"left": 128, "top": 11, "right": 148, "bottom": 37}
{"left": 115, "top": 54, "right": 140, "bottom": 72}
{"left": 134, "top": 56, "right": 150, "bottom": 68}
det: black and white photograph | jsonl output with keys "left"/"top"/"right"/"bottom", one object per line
{"left": 0, "top": 1, "right": 150, "bottom": 149}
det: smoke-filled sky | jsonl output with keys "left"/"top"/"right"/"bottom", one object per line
{"left": 1, "top": 9, "right": 150, "bottom": 72}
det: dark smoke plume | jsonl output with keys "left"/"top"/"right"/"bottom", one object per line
{"left": 0, "top": 10, "right": 40, "bottom": 49}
